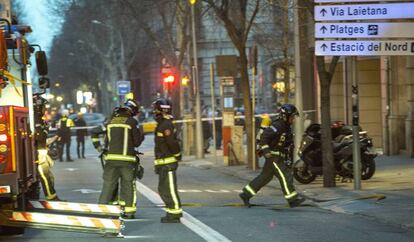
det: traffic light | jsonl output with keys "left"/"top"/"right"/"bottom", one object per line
{"left": 163, "top": 74, "right": 175, "bottom": 84}
{"left": 181, "top": 76, "right": 189, "bottom": 86}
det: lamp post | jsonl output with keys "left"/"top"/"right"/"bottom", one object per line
{"left": 190, "top": 0, "right": 204, "bottom": 159}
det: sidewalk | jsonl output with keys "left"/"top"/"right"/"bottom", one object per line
{"left": 181, "top": 151, "right": 414, "bottom": 231}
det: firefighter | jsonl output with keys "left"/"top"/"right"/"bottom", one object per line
{"left": 33, "top": 95, "right": 62, "bottom": 201}
{"left": 239, "top": 104, "right": 306, "bottom": 208}
{"left": 56, "top": 110, "right": 74, "bottom": 161}
{"left": 98, "top": 99, "right": 144, "bottom": 219}
{"left": 91, "top": 118, "right": 118, "bottom": 204}
{"left": 153, "top": 98, "right": 182, "bottom": 223}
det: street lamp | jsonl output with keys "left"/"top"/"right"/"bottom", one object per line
{"left": 189, "top": 0, "right": 204, "bottom": 159}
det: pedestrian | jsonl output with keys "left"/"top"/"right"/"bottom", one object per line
{"left": 215, "top": 109, "right": 222, "bottom": 149}
{"left": 98, "top": 100, "right": 144, "bottom": 219}
{"left": 33, "top": 95, "right": 63, "bottom": 201}
{"left": 152, "top": 98, "right": 183, "bottom": 223}
{"left": 57, "top": 110, "right": 74, "bottom": 162}
{"left": 74, "top": 112, "right": 87, "bottom": 159}
{"left": 202, "top": 113, "right": 212, "bottom": 154}
{"left": 239, "top": 104, "right": 306, "bottom": 208}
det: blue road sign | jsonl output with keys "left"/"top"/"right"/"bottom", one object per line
{"left": 117, "top": 81, "right": 130, "bottom": 95}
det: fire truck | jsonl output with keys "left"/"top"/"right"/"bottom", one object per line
{"left": 0, "top": 1, "right": 122, "bottom": 237}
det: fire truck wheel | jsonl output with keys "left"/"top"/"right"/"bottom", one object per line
{"left": 0, "top": 226, "right": 25, "bottom": 235}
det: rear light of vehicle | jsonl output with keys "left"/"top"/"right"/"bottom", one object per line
{"left": 0, "top": 154, "right": 6, "bottom": 163}
{"left": 0, "top": 185, "right": 11, "bottom": 194}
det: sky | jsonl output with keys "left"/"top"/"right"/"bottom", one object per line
{"left": 13, "top": 0, "right": 64, "bottom": 53}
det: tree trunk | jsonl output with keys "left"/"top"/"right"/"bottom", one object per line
{"left": 316, "top": 56, "right": 336, "bottom": 187}
{"left": 238, "top": 46, "right": 254, "bottom": 169}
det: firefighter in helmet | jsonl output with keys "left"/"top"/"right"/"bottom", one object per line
{"left": 33, "top": 95, "right": 63, "bottom": 201}
{"left": 153, "top": 98, "right": 182, "bottom": 223}
{"left": 239, "top": 104, "right": 306, "bottom": 208}
{"left": 98, "top": 99, "right": 144, "bottom": 219}
{"left": 56, "top": 109, "right": 74, "bottom": 162}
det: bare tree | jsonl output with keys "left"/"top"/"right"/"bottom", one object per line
{"left": 120, "top": 0, "right": 191, "bottom": 117}
{"left": 204, "top": 0, "right": 261, "bottom": 169}
{"left": 304, "top": 0, "right": 339, "bottom": 187}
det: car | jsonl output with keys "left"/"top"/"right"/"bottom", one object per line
{"left": 69, "top": 112, "right": 107, "bottom": 127}
{"left": 141, "top": 116, "right": 156, "bottom": 134}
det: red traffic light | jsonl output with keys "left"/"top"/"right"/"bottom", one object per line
{"left": 163, "top": 74, "right": 175, "bottom": 83}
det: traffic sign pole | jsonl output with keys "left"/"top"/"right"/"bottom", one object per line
{"left": 351, "top": 56, "right": 361, "bottom": 190}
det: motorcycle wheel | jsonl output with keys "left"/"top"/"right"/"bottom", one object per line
{"left": 293, "top": 160, "right": 316, "bottom": 184}
{"left": 361, "top": 156, "right": 376, "bottom": 180}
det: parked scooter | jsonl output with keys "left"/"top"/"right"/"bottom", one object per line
{"left": 293, "top": 122, "right": 377, "bottom": 184}
{"left": 46, "top": 135, "right": 60, "bottom": 160}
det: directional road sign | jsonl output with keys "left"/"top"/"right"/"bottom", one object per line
{"left": 117, "top": 81, "right": 131, "bottom": 95}
{"left": 315, "top": 40, "right": 414, "bottom": 56}
{"left": 315, "top": 2, "right": 414, "bottom": 21}
{"left": 315, "top": 22, "right": 414, "bottom": 38}
{"left": 315, "top": 0, "right": 403, "bottom": 2}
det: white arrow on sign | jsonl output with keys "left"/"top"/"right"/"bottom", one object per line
{"left": 315, "top": 2, "right": 414, "bottom": 21}
{"left": 315, "top": 40, "right": 414, "bottom": 56}
{"left": 315, "top": 22, "right": 414, "bottom": 38}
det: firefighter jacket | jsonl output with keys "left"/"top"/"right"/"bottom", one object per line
{"left": 154, "top": 116, "right": 181, "bottom": 167}
{"left": 258, "top": 119, "right": 293, "bottom": 159}
{"left": 57, "top": 117, "right": 74, "bottom": 139}
{"left": 105, "top": 113, "right": 143, "bottom": 162}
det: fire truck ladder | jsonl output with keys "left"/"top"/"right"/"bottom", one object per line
{"left": 0, "top": 200, "right": 124, "bottom": 236}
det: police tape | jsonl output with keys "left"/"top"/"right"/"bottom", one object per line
{"left": 48, "top": 113, "right": 278, "bottom": 131}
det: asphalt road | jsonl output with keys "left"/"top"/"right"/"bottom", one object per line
{"left": 2, "top": 135, "right": 414, "bottom": 242}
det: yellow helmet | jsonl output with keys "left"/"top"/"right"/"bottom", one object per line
{"left": 260, "top": 114, "right": 271, "bottom": 127}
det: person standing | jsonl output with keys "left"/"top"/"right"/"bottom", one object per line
{"left": 239, "top": 104, "right": 306, "bottom": 208}
{"left": 152, "top": 98, "right": 183, "bottom": 223}
{"left": 215, "top": 109, "right": 222, "bottom": 149}
{"left": 74, "top": 112, "right": 87, "bottom": 159}
{"left": 57, "top": 110, "right": 74, "bottom": 162}
{"left": 202, "top": 114, "right": 212, "bottom": 154}
{"left": 98, "top": 99, "right": 144, "bottom": 219}
{"left": 33, "top": 95, "right": 63, "bottom": 201}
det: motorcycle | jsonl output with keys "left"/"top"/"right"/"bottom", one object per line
{"left": 46, "top": 135, "right": 60, "bottom": 160}
{"left": 293, "top": 123, "right": 377, "bottom": 184}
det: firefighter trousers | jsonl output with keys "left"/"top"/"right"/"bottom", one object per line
{"left": 242, "top": 157, "right": 298, "bottom": 201}
{"left": 99, "top": 160, "right": 137, "bottom": 215}
{"left": 158, "top": 165, "right": 182, "bottom": 217}
{"left": 37, "top": 162, "right": 57, "bottom": 200}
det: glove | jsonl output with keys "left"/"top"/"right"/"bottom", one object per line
{"left": 264, "top": 152, "right": 273, "bottom": 159}
{"left": 176, "top": 154, "right": 182, "bottom": 161}
{"left": 135, "top": 164, "right": 144, "bottom": 180}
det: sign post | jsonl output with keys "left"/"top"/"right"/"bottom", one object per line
{"left": 314, "top": 0, "right": 414, "bottom": 190}
{"left": 117, "top": 81, "right": 131, "bottom": 104}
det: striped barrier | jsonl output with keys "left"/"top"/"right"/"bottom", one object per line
{"left": 28, "top": 200, "right": 122, "bottom": 217}
{"left": 9, "top": 211, "right": 121, "bottom": 234}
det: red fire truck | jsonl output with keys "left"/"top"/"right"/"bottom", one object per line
{"left": 0, "top": 3, "right": 122, "bottom": 237}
